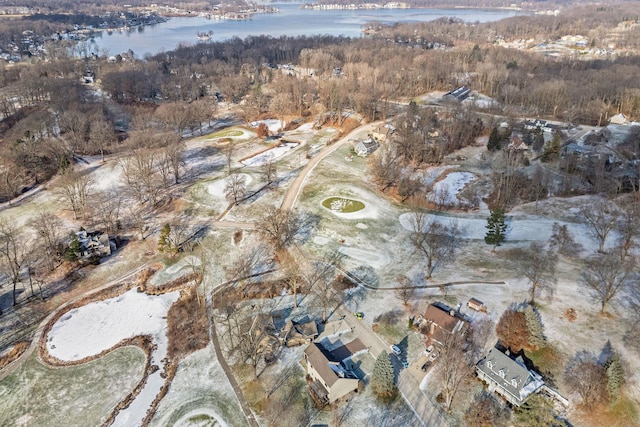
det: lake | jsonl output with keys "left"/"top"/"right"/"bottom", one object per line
{"left": 89, "top": 3, "right": 526, "bottom": 57}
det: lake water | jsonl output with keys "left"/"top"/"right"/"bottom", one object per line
{"left": 90, "top": 3, "right": 525, "bottom": 57}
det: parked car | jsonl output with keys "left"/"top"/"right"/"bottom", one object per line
{"left": 402, "top": 360, "right": 409, "bottom": 369}
{"left": 424, "top": 345, "right": 434, "bottom": 356}
{"left": 421, "top": 361, "right": 431, "bottom": 372}
{"left": 390, "top": 345, "right": 402, "bottom": 356}
{"left": 354, "top": 312, "right": 364, "bottom": 320}
{"left": 428, "top": 350, "right": 440, "bottom": 362}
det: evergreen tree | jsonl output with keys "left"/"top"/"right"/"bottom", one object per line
{"left": 485, "top": 208, "right": 507, "bottom": 250}
{"left": 515, "top": 394, "right": 568, "bottom": 427}
{"left": 520, "top": 304, "right": 546, "bottom": 349}
{"left": 532, "top": 129, "right": 545, "bottom": 151}
{"left": 371, "top": 350, "right": 396, "bottom": 398}
{"left": 541, "top": 132, "right": 561, "bottom": 162}
{"left": 605, "top": 353, "right": 625, "bottom": 401}
{"left": 158, "top": 223, "right": 172, "bottom": 253}
{"left": 487, "top": 127, "right": 502, "bottom": 152}
{"left": 65, "top": 232, "right": 81, "bottom": 262}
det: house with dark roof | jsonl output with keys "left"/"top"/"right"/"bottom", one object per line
{"left": 476, "top": 347, "right": 545, "bottom": 406}
{"left": 281, "top": 318, "right": 318, "bottom": 347}
{"left": 442, "top": 86, "right": 472, "bottom": 102}
{"left": 303, "top": 339, "right": 366, "bottom": 406}
{"left": 420, "top": 302, "right": 470, "bottom": 347}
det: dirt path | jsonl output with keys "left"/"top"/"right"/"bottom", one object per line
{"left": 280, "top": 121, "right": 383, "bottom": 211}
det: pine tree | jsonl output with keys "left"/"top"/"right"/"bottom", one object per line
{"left": 520, "top": 304, "right": 546, "bottom": 349}
{"left": 605, "top": 353, "right": 625, "bottom": 401}
{"left": 371, "top": 350, "right": 396, "bottom": 398}
{"left": 158, "top": 223, "right": 172, "bottom": 253}
{"left": 541, "top": 132, "right": 561, "bottom": 162}
{"left": 487, "top": 127, "right": 502, "bottom": 152}
{"left": 65, "top": 232, "right": 81, "bottom": 262}
{"left": 485, "top": 208, "right": 507, "bottom": 250}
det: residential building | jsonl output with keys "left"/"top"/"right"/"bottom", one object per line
{"left": 354, "top": 138, "right": 379, "bottom": 157}
{"left": 476, "top": 347, "right": 545, "bottom": 406}
{"left": 303, "top": 339, "right": 366, "bottom": 406}
{"left": 442, "top": 86, "right": 472, "bottom": 102}
{"left": 420, "top": 302, "right": 470, "bottom": 347}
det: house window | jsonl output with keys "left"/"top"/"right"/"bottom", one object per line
{"left": 498, "top": 369, "right": 505, "bottom": 378}
{"left": 486, "top": 361, "right": 493, "bottom": 369}
{"left": 511, "top": 379, "right": 518, "bottom": 387}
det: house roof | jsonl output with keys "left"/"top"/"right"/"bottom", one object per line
{"left": 476, "top": 347, "right": 544, "bottom": 404}
{"left": 304, "top": 339, "right": 364, "bottom": 387}
{"left": 305, "top": 343, "right": 341, "bottom": 387}
{"left": 294, "top": 319, "right": 318, "bottom": 338}
{"left": 423, "top": 303, "right": 469, "bottom": 345}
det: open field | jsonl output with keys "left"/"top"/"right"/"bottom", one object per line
{"left": 0, "top": 348, "right": 145, "bottom": 426}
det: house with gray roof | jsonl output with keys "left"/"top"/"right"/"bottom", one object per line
{"left": 354, "top": 138, "right": 379, "bottom": 157}
{"left": 476, "top": 347, "right": 545, "bottom": 406}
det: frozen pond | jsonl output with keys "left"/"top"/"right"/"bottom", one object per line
{"left": 46, "top": 288, "right": 180, "bottom": 427}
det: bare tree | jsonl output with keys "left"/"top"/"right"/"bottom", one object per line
{"left": 55, "top": 169, "right": 93, "bottom": 219}
{"left": 120, "top": 149, "right": 162, "bottom": 206}
{"left": 408, "top": 211, "right": 460, "bottom": 279}
{"left": 29, "top": 212, "right": 63, "bottom": 271}
{"left": 0, "top": 218, "right": 28, "bottom": 305}
{"left": 581, "top": 253, "right": 635, "bottom": 313}
{"left": 89, "top": 117, "right": 115, "bottom": 162}
{"left": 564, "top": 351, "right": 608, "bottom": 408}
{"left": 160, "top": 133, "right": 186, "bottom": 185}
{"left": 507, "top": 242, "right": 558, "bottom": 303}
{"left": 261, "top": 157, "right": 278, "bottom": 186}
{"left": 580, "top": 199, "right": 618, "bottom": 253}
{"left": 224, "top": 173, "right": 247, "bottom": 206}
{"left": 615, "top": 201, "right": 640, "bottom": 259}
{"left": 255, "top": 207, "right": 305, "bottom": 253}
{"left": 369, "top": 143, "right": 400, "bottom": 191}
{"left": 90, "top": 189, "right": 123, "bottom": 235}
{"left": 395, "top": 275, "right": 416, "bottom": 306}
{"left": 436, "top": 330, "right": 475, "bottom": 411}
{"left": 549, "top": 222, "right": 583, "bottom": 257}
{"left": 306, "top": 250, "right": 343, "bottom": 323}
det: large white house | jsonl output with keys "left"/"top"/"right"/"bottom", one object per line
{"left": 476, "top": 347, "right": 545, "bottom": 406}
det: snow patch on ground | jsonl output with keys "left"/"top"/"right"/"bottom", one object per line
{"left": 207, "top": 174, "right": 253, "bottom": 199}
{"left": 398, "top": 212, "right": 600, "bottom": 251}
{"left": 46, "top": 288, "right": 180, "bottom": 427}
{"left": 428, "top": 171, "right": 475, "bottom": 207}
{"left": 356, "top": 223, "right": 368, "bottom": 229}
{"left": 250, "top": 119, "right": 285, "bottom": 133}
{"left": 339, "top": 246, "right": 390, "bottom": 268}
{"left": 313, "top": 235, "right": 331, "bottom": 245}
{"left": 241, "top": 142, "right": 298, "bottom": 167}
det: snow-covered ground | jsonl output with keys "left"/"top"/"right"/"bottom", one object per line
{"left": 427, "top": 171, "right": 476, "bottom": 207}
{"left": 398, "top": 212, "right": 600, "bottom": 252}
{"left": 250, "top": 119, "right": 285, "bottom": 133}
{"left": 207, "top": 174, "right": 253, "bottom": 200}
{"left": 46, "top": 289, "right": 180, "bottom": 427}
{"left": 241, "top": 142, "right": 299, "bottom": 167}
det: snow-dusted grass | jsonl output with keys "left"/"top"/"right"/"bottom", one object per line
{"left": 427, "top": 171, "right": 476, "bottom": 207}
{"left": 150, "top": 346, "right": 249, "bottom": 427}
{"left": 241, "top": 142, "right": 299, "bottom": 167}
{"left": 45, "top": 288, "right": 180, "bottom": 427}
{"left": 0, "top": 348, "right": 145, "bottom": 427}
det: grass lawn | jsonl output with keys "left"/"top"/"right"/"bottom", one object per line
{"left": 0, "top": 347, "right": 145, "bottom": 426}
